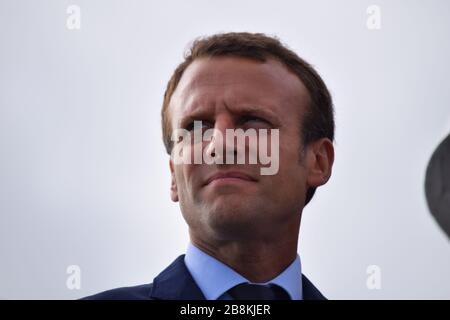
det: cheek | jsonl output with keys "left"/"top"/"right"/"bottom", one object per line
{"left": 173, "top": 165, "right": 188, "bottom": 195}
{"left": 277, "top": 141, "right": 305, "bottom": 186}
{"left": 174, "top": 164, "right": 199, "bottom": 199}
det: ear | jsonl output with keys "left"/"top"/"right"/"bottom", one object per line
{"left": 305, "top": 138, "right": 335, "bottom": 189}
{"left": 169, "top": 159, "right": 179, "bottom": 202}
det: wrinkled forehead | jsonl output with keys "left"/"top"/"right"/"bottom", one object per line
{"left": 168, "top": 56, "right": 310, "bottom": 127}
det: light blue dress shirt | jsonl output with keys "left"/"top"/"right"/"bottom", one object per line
{"left": 184, "top": 242, "right": 303, "bottom": 300}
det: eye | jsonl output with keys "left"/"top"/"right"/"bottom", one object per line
{"left": 185, "top": 120, "right": 211, "bottom": 131}
{"left": 242, "top": 115, "right": 268, "bottom": 125}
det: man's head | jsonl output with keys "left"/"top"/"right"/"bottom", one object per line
{"left": 161, "top": 32, "right": 334, "bottom": 242}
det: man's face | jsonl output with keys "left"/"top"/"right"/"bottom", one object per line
{"left": 168, "top": 56, "right": 313, "bottom": 241}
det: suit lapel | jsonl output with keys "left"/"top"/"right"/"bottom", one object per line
{"left": 302, "top": 274, "right": 327, "bottom": 300}
{"left": 150, "top": 255, "right": 206, "bottom": 300}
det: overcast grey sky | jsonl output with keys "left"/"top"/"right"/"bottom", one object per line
{"left": 0, "top": 0, "right": 449, "bottom": 299}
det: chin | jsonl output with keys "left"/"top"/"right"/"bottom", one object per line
{"left": 203, "top": 203, "right": 263, "bottom": 238}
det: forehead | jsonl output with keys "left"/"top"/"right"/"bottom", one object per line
{"left": 168, "top": 56, "right": 309, "bottom": 124}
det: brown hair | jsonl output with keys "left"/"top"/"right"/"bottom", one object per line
{"left": 161, "top": 32, "right": 334, "bottom": 205}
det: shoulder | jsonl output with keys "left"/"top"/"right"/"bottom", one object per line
{"left": 80, "top": 283, "right": 154, "bottom": 300}
{"left": 301, "top": 274, "right": 327, "bottom": 300}
{"left": 79, "top": 255, "right": 192, "bottom": 300}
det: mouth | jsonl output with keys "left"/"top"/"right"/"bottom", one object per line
{"left": 204, "top": 171, "right": 257, "bottom": 186}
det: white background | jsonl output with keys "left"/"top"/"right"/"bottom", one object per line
{"left": 0, "top": 0, "right": 449, "bottom": 299}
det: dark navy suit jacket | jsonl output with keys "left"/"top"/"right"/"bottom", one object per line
{"left": 82, "top": 254, "right": 326, "bottom": 300}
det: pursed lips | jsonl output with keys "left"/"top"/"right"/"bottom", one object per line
{"left": 204, "top": 171, "right": 257, "bottom": 186}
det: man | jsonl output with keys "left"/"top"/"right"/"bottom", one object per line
{"left": 83, "top": 32, "right": 334, "bottom": 300}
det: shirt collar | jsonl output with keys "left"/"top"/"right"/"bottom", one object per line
{"left": 184, "top": 242, "right": 303, "bottom": 300}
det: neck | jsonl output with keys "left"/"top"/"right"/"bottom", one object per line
{"left": 189, "top": 216, "right": 301, "bottom": 283}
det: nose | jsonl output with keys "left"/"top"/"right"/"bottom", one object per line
{"left": 204, "top": 115, "right": 238, "bottom": 162}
